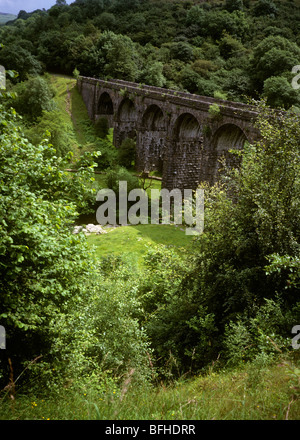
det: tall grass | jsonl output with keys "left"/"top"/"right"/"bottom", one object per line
{"left": 1, "top": 361, "right": 299, "bottom": 420}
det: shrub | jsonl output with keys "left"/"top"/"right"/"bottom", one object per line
{"left": 117, "top": 137, "right": 136, "bottom": 168}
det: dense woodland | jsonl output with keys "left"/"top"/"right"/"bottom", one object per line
{"left": 1, "top": 0, "right": 300, "bottom": 107}
{"left": 0, "top": 0, "right": 299, "bottom": 420}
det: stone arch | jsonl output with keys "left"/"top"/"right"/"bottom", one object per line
{"left": 212, "top": 123, "right": 248, "bottom": 151}
{"left": 98, "top": 91, "right": 114, "bottom": 115}
{"left": 142, "top": 104, "right": 165, "bottom": 131}
{"left": 114, "top": 97, "right": 137, "bottom": 147}
{"left": 118, "top": 97, "right": 136, "bottom": 122}
{"left": 209, "top": 123, "right": 248, "bottom": 183}
{"left": 174, "top": 112, "right": 202, "bottom": 140}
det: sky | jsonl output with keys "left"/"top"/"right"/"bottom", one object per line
{"left": 0, "top": 0, "right": 73, "bottom": 15}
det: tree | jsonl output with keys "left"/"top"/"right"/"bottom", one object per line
{"left": 12, "top": 76, "right": 56, "bottom": 121}
{"left": 253, "top": 0, "right": 277, "bottom": 17}
{"left": 97, "top": 31, "right": 139, "bottom": 81}
{"left": 0, "top": 44, "right": 42, "bottom": 82}
{"left": 251, "top": 36, "right": 300, "bottom": 86}
{"left": 169, "top": 41, "right": 194, "bottom": 63}
{"left": 225, "top": 0, "right": 244, "bottom": 12}
{"left": 193, "top": 101, "right": 300, "bottom": 326}
{"left": 0, "top": 103, "right": 98, "bottom": 386}
{"left": 138, "top": 61, "right": 166, "bottom": 88}
{"left": 263, "top": 76, "right": 300, "bottom": 109}
{"left": 118, "top": 137, "right": 136, "bottom": 168}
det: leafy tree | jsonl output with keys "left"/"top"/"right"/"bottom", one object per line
{"left": 117, "top": 137, "right": 136, "bottom": 168}
{"left": 253, "top": 0, "right": 277, "bottom": 17}
{"left": 219, "top": 32, "right": 245, "bottom": 59}
{"left": 11, "top": 76, "right": 56, "bottom": 121}
{"left": 0, "top": 44, "right": 42, "bottom": 82}
{"left": 0, "top": 103, "right": 97, "bottom": 385}
{"left": 263, "top": 76, "right": 300, "bottom": 109}
{"left": 191, "top": 59, "right": 219, "bottom": 78}
{"left": 169, "top": 41, "right": 194, "bottom": 63}
{"left": 225, "top": 0, "right": 244, "bottom": 12}
{"left": 141, "top": 102, "right": 300, "bottom": 372}
{"left": 192, "top": 101, "right": 300, "bottom": 331}
{"left": 251, "top": 35, "right": 300, "bottom": 86}
{"left": 97, "top": 31, "right": 139, "bottom": 81}
{"left": 138, "top": 61, "right": 166, "bottom": 88}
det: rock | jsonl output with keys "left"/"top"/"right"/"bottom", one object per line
{"left": 73, "top": 224, "right": 107, "bottom": 235}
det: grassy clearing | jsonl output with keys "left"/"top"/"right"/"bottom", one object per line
{"left": 1, "top": 361, "right": 299, "bottom": 420}
{"left": 86, "top": 224, "right": 194, "bottom": 268}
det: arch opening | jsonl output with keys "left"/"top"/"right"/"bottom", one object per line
{"left": 142, "top": 105, "right": 165, "bottom": 131}
{"left": 98, "top": 92, "right": 114, "bottom": 115}
{"left": 118, "top": 97, "right": 136, "bottom": 122}
{"left": 208, "top": 123, "right": 248, "bottom": 184}
{"left": 175, "top": 113, "right": 201, "bottom": 140}
{"left": 213, "top": 123, "right": 247, "bottom": 151}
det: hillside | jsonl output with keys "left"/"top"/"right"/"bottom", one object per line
{"left": 0, "top": 13, "right": 16, "bottom": 24}
{"left": 0, "top": 0, "right": 300, "bottom": 108}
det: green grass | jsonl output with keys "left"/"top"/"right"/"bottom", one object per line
{"left": 1, "top": 361, "right": 299, "bottom": 420}
{"left": 86, "top": 224, "right": 194, "bottom": 268}
{"left": 48, "top": 73, "right": 100, "bottom": 158}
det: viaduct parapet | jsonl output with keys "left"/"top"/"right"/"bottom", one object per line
{"left": 77, "top": 76, "right": 259, "bottom": 191}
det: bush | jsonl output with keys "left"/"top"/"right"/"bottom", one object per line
{"left": 105, "top": 166, "right": 140, "bottom": 194}
{"left": 11, "top": 76, "right": 56, "bottom": 121}
{"left": 95, "top": 116, "right": 110, "bottom": 138}
{"left": 117, "top": 137, "right": 136, "bottom": 168}
{"left": 0, "top": 103, "right": 97, "bottom": 389}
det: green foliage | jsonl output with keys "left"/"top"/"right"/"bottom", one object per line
{"left": 118, "top": 137, "right": 136, "bottom": 168}
{"left": 208, "top": 103, "right": 221, "bottom": 119}
{"left": 95, "top": 116, "right": 109, "bottom": 138}
{"left": 225, "top": 0, "right": 244, "bottom": 13}
{"left": 10, "top": 76, "right": 56, "bottom": 121}
{"left": 134, "top": 101, "right": 300, "bottom": 375}
{"left": 190, "top": 101, "right": 300, "bottom": 349}
{"left": 0, "top": 0, "right": 299, "bottom": 108}
{"left": 262, "top": 76, "right": 300, "bottom": 109}
{"left": 105, "top": 166, "right": 140, "bottom": 194}
{"left": 57, "top": 257, "right": 152, "bottom": 387}
{"left": 253, "top": 0, "right": 277, "bottom": 17}
{"left": 223, "top": 298, "right": 292, "bottom": 367}
{"left": 0, "top": 44, "right": 42, "bottom": 82}
{"left": 251, "top": 35, "right": 300, "bottom": 88}
{"left": 138, "top": 61, "right": 166, "bottom": 88}
{"left": 0, "top": 102, "right": 98, "bottom": 387}
{"left": 25, "top": 110, "right": 72, "bottom": 157}
{"left": 96, "top": 31, "right": 139, "bottom": 81}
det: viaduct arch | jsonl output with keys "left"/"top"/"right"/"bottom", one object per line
{"left": 78, "top": 76, "right": 258, "bottom": 191}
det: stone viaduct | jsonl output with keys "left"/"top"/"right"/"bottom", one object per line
{"left": 77, "top": 76, "right": 259, "bottom": 191}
